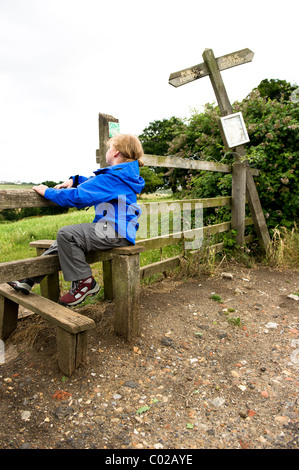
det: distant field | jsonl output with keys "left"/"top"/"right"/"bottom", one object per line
{"left": 0, "top": 183, "right": 34, "bottom": 190}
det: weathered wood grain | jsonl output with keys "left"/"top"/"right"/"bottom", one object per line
{"left": 169, "top": 48, "right": 254, "bottom": 87}
{"left": 0, "top": 283, "right": 95, "bottom": 334}
{"left": 0, "top": 189, "right": 57, "bottom": 209}
{"left": 143, "top": 154, "right": 260, "bottom": 176}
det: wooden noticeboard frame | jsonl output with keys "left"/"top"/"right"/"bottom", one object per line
{"left": 220, "top": 112, "right": 250, "bottom": 148}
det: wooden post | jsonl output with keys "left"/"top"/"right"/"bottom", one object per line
{"left": 102, "top": 259, "right": 113, "bottom": 300}
{"left": 0, "top": 295, "right": 18, "bottom": 341}
{"left": 56, "top": 328, "right": 88, "bottom": 376}
{"left": 202, "top": 48, "right": 233, "bottom": 117}
{"left": 201, "top": 48, "right": 270, "bottom": 250}
{"left": 96, "top": 113, "right": 119, "bottom": 168}
{"left": 245, "top": 166, "right": 271, "bottom": 249}
{"left": 231, "top": 162, "right": 246, "bottom": 245}
{"left": 202, "top": 48, "right": 246, "bottom": 245}
{"left": 35, "top": 247, "right": 60, "bottom": 302}
{"left": 111, "top": 246, "right": 144, "bottom": 341}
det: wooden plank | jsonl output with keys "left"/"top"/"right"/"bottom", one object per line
{"left": 140, "top": 255, "right": 181, "bottom": 279}
{"left": 245, "top": 166, "right": 271, "bottom": 250}
{"left": 29, "top": 240, "right": 55, "bottom": 249}
{"left": 136, "top": 221, "right": 231, "bottom": 250}
{"left": 0, "top": 189, "right": 57, "bottom": 210}
{"left": 140, "top": 231, "right": 256, "bottom": 280}
{"left": 0, "top": 255, "right": 61, "bottom": 283}
{"left": 141, "top": 197, "right": 232, "bottom": 213}
{"left": 0, "top": 284, "right": 95, "bottom": 333}
{"left": 1, "top": 217, "right": 254, "bottom": 284}
{"left": 169, "top": 48, "right": 254, "bottom": 87}
{"left": 143, "top": 154, "right": 260, "bottom": 175}
{"left": 143, "top": 154, "right": 231, "bottom": 173}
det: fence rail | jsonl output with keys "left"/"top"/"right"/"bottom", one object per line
{"left": 0, "top": 212, "right": 255, "bottom": 284}
{"left": 142, "top": 154, "right": 260, "bottom": 176}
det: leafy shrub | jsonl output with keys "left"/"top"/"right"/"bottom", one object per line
{"left": 166, "top": 81, "right": 298, "bottom": 230}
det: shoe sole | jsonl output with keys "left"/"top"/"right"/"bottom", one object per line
{"left": 7, "top": 282, "right": 31, "bottom": 295}
{"left": 59, "top": 283, "right": 100, "bottom": 307}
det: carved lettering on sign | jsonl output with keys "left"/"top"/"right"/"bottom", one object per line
{"left": 218, "top": 53, "right": 244, "bottom": 69}
{"left": 179, "top": 68, "right": 204, "bottom": 84}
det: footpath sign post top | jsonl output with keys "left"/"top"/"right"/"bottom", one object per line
{"left": 168, "top": 47, "right": 270, "bottom": 251}
{"left": 169, "top": 48, "right": 254, "bottom": 88}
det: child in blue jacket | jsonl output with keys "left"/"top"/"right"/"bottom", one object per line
{"left": 9, "top": 134, "right": 145, "bottom": 306}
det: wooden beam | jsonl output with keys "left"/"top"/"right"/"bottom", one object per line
{"left": 0, "top": 189, "right": 57, "bottom": 210}
{"left": 0, "top": 255, "right": 60, "bottom": 283}
{"left": 143, "top": 154, "right": 260, "bottom": 175}
{"left": 0, "top": 283, "right": 95, "bottom": 334}
{"left": 245, "top": 166, "right": 271, "bottom": 250}
{"left": 169, "top": 48, "right": 254, "bottom": 87}
{"left": 202, "top": 48, "right": 233, "bottom": 116}
{"left": 143, "top": 154, "right": 231, "bottom": 173}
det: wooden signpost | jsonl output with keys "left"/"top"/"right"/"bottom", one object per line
{"left": 169, "top": 48, "right": 254, "bottom": 89}
{"left": 169, "top": 48, "right": 270, "bottom": 250}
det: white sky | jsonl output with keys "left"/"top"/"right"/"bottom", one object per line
{"left": 0, "top": 0, "right": 298, "bottom": 183}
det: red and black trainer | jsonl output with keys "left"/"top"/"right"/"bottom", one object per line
{"left": 59, "top": 276, "right": 100, "bottom": 307}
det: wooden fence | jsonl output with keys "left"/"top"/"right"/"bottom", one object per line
{"left": 0, "top": 112, "right": 269, "bottom": 288}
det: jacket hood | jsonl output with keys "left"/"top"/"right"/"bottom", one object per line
{"left": 93, "top": 160, "right": 145, "bottom": 194}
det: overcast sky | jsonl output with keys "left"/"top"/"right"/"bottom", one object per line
{"left": 0, "top": 0, "right": 298, "bottom": 183}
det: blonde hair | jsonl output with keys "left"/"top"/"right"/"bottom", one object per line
{"left": 107, "top": 133, "right": 144, "bottom": 167}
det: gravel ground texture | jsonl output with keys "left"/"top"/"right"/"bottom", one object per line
{"left": 0, "top": 262, "right": 298, "bottom": 450}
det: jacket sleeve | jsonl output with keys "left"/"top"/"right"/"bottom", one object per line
{"left": 44, "top": 173, "right": 123, "bottom": 208}
{"left": 70, "top": 174, "right": 90, "bottom": 187}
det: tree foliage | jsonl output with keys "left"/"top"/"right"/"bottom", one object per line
{"left": 139, "top": 117, "right": 184, "bottom": 192}
{"left": 139, "top": 79, "right": 298, "bottom": 230}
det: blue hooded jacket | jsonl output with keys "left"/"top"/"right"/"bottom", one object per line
{"left": 44, "top": 160, "right": 145, "bottom": 244}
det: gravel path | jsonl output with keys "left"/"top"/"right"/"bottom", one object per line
{"left": 0, "top": 263, "right": 298, "bottom": 450}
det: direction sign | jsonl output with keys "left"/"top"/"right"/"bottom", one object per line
{"left": 169, "top": 48, "right": 254, "bottom": 87}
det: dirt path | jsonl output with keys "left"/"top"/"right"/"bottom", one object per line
{"left": 0, "top": 263, "right": 298, "bottom": 450}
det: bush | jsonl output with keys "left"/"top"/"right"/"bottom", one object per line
{"left": 166, "top": 82, "right": 299, "bottom": 230}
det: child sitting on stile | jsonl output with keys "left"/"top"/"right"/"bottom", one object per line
{"left": 9, "top": 134, "right": 145, "bottom": 306}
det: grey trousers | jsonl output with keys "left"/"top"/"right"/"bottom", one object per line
{"left": 32, "top": 222, "right": 132, "bottom": 283}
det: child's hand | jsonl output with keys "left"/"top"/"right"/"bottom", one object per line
{"left": 54, "top": 179, "right": 73, "bottom": 189}
{"left": 32, "top": 184, "right": 48, "bottom": 196}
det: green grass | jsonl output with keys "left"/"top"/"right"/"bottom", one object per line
{"left": 0, "top": 205, "right": 182, "bottom": 297}
{"left": 0, "top": 208, "right": 95, "bottom": 262}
